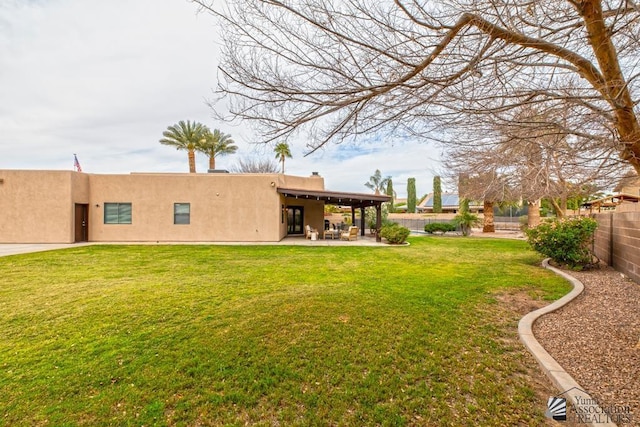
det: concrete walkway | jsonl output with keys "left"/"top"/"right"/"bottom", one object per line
{"left": 0, "top": 243, "right": 83, "bottom": 257}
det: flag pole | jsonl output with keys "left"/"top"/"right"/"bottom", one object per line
{"left": 73, "top": 154, "right": 82, "bottom": 172}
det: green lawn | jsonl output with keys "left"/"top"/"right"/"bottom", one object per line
{"left": 0, "top": 237, "right": 569, "bottom": 426}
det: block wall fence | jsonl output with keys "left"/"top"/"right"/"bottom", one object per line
{"left": 592, "top": 211, "right": 640, "bottom": 284}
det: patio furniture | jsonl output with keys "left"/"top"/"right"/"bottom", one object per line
{"left": 340, "top": 226, "right": 358, "bottom": 241}
{"left": 305, "top": 224, "right": 318, "bottom": 239}
{"left": 324, "top": 228, "right": 339, "bottom": 239}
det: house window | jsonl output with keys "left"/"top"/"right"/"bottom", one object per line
{"left": 104, "top": 203, "right": 132, "bottom": 224}
{"left": 174, "top": 203, "right": 190, "bottom": 225}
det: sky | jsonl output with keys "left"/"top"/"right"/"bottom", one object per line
{"left": 0, "top": 0, "right": 443, "bottom": 198}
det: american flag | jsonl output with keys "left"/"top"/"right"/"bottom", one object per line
{"left": 73, "top": 154, "right": 82, "bottom": 172}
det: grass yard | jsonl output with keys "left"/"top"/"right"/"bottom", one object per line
{"left": 0, "top": 237, "right": 570, "bottom": 426}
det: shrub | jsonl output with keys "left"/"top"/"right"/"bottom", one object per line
{"left": 365, "top": 204, "right": 390, "bottom": 232}
{"left": 380, "top": 223, "right": 410, "bottom": 244}
{"left": 424, "top": 222, "right": 456, "bottom": 233}
{"left": 525, "top": 216, "right": 598, "bottom": 268}
{"left": 452, "top": 212, "right": 481, "bottom": 236}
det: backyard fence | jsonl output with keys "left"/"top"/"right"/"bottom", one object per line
{"left": 390, "top": 216, "right": 522, "bottom": 231}
{"left": 592, "top": 211, "right": 640, "bottom": 284}
{"left": 493, "top": 216, "right": 522, "bottom": 231}
{"left": 390, "top": 218, "right": 453, "bottom": 231}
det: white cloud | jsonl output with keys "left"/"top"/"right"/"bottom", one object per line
{"left": 0, "top": 0, "right": 443, "bottom": 196}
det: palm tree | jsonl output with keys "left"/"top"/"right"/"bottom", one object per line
{"left": 198, "top": 128, "right": 238, "bottom": 170}
{"left": 452, "top": 211, "right": 481, "bottom": 237}
{"left": 159, "top": 120, "right": 207, "bottom": 173}
{"left": 274, "top": 142, "right": 292, "bottom": 173}
{"left": 364, "top": 169, "right": 391, "bottom": 194}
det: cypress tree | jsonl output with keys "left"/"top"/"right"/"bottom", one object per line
{"left": 433, "top": 176, "right": 442, "bottom": 213}
{"left": 386, "top": 179, "right": 394, "bottom": 212}
{"left": 407, "top": 178, "right": 416, "bottom": 213}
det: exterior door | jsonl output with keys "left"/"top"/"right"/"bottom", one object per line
{"left": 74, "top": 204, "right": 88, "bottom": 242}
{"left": 287, "top": 206, "right": 304, "bottom": 234}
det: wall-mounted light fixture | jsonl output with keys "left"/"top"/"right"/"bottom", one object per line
{"left": 95, "top": 204, "right": 100, "bottom": 208}
{"left": 270, "top": 181, "right": 276, "bottom": 187}
{"left": 0, "top": 178, "right": 4, "bottom": 184}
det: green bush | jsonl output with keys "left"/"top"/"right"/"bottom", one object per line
{"left": 452, "top": 212, "right": 481, "bottom": 236}
{"left": 365, "top": 204, "right": 390, "bottom": 232}
{"left": 424, "top": 222, "right": 456, "bottom": 233}
{"left": 525, "top": 216, "right": 598, "bottom": 268}
{"left": 380, "top": 223, "right": 410, "bottom": 244}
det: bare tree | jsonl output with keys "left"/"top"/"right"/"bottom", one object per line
{"left": 445, "top": 104, "right": 629, "bottom": 227}
{"left": 231, "top": 157, "right": 280, "bottom": 173}
{"left": 193, "top": 0, "right": 640, "bottom": 174}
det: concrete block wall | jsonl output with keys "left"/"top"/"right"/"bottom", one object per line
{"left": 592, "top": 212, "right": 640, "bottom": 283}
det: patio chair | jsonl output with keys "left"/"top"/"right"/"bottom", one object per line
{"left": 340, "top": 226, "right": 358, "bottom": 241}
{"left": 305, "top": 224, "right": 318, "bottom": 239}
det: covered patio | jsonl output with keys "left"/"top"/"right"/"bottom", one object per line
{"left": 280, "top": 234, "right": 387, "bottom": 246}
{"left": 277, "top": 188, "right": 391, "bottom": 242}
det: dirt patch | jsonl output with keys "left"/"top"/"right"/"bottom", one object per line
{"left": 494, "top": 289, "right": 550, "bottom": 316}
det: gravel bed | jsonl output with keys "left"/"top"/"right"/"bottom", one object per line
{"left": 534, "top": 266, "right": 640, "bottom": 425}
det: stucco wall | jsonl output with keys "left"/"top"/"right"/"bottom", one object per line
{"left": 88, "top": 173, "right": 289, "bottom": 242}
{"left": 0, "top": 170, "right": 327, "bottom": 243}
{"left": 0, "top": 170, "right": 86, "bottom": 243}
{"left": 71, "top": 172, "right": 90, "bottom": 204}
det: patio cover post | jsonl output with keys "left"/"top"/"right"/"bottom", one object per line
{"left": 351, "top": 206, "right": 356, "bottom": 228}
{"left": 360, "top": 207, "right": 365, "bottom": 236}
{"left": 376, "top": 203, "right": 382, "bottom": 242}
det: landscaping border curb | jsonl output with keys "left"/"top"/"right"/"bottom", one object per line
{"left": 518, "top": 259, "right": 616, "bottom": 427}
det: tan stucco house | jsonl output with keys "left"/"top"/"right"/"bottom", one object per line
{"left": 0, "top": 170, "right": 389, "bottom": 244}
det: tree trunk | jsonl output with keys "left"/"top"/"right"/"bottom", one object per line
{"left": 550, "top": 198, "right": 566, "bottom": 218}
{"left": 209, "top": 155, "right": 216, "bottom": 171}
{"left": 188, "top": 149, "right": 196, "bottom": 173}
{"left": 483, "top": 200, "right": 495, "bottom": 232}
{"left": 527, "top": 200, "right": 541, "bottom": 228}
{"left": 579, "top": 0, "right": 640, "bottom": 172}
